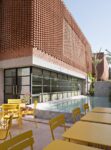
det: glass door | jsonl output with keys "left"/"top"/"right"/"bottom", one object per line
{"left": 4, "top": 68, "right": 31, "bottom": 103}
{"left": 4, "top": 69, "right": 17, "bottom": 103}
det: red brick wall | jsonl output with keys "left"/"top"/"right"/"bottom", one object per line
{"left": 0, "top": 0, "right": 33, "bottom": 59}
{"left": 0, "top": 0, "right": 92, "bottom": 73}
{"left": 33, "top": 0, "right": 92, "bottom": 73}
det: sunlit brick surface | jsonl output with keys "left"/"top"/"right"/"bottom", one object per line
{"left": 0, "top": 0, "right": 92, "bottom": 73}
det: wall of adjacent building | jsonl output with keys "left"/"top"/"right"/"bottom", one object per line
{"left": 95, "top": 81, "right": 111, "bottom": 97}
{"left": 93, "top": 53, "right": 109, "bottom": 81}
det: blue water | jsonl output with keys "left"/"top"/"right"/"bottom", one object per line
{"left": 44, "top": 96, "right": 111, "bottom": 113}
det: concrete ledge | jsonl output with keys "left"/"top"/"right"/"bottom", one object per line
{"left": 36, "top": 109, "right": 74, "bottom": 123}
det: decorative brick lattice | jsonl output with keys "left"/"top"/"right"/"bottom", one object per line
{"left": 0, "top": 0, "right": 33, "bottom": 56}
{"left": 0, "top": 0, "right": 92, "bottom": 73}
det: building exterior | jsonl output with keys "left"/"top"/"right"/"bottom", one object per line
{"left": 0, "top": 0, "right": 92, "bottom": 103}
{"left": 109, "top": 67, "right": 111, "bottom": 79}
{"left": 92, "top": 52, "right": 109, "bottom": 81}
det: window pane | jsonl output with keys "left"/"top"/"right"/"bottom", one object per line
{"left": 32, "top": 76, "right": 42, "bottom": 85}
{"left": 32, "top": 68, "right": 42, "bottom": 76}
{"left": 5, "top": 77, "right": 16, "bottom": 85}
{"left": 43, "top": 86, "right": 50, "bottom": 93}
{"left": 18, "top": 68, "right": 30, "bottom": 76}
{"left": 32, "top": 86, "right": 42, "bottom": 94}
{"left": 50, "top": 72, "right": 57, "bottom": 78}
{"left": 5, "top": 86, "right": 13, "bottom": 94}
{"left": 5, "top": 69, "right": 16, "bottom": 77}
{"left": 43, "top": 70, "right": 50, "bottom": 77}
{"left": 43, "top": 78, "right": 50, "bottom": 85}
{"left": 17, "top": 77, "right": 30, "bottom": 85}
{"left": 18, "top": 86, "right": 30, "bottom": 94}
{"left": 58, "top": 74, "right": 63, "bottom": 79}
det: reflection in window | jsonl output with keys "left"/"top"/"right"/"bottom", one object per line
{"left": 17, "top": 77, "right": 30, "bottom": 85}
{"left": 18, "top": 68, "right": 30, "bottom": 76}
{"left": 32, "top": 68, "right": 42, "bottom": 76}
{"left": 32, "top": 86, "right": 42, "bottom": 94}
{"left": 5, "top": 77, "right": 16, "bottom": 85}
{"left": 32, "top": 76, "right": 42, "bottom": 85}
{"left": 5, "top": 69, "right": 16, "bottom": 77}
{"left": 18, "top": 86, "right": 30, "bottom": 95}
{"left": 5, "top": 86, "right": 13, "bottom": 94}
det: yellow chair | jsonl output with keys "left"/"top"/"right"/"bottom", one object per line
{"left": 0, "top": 130, "right": 34, "bottom": 150}
{"left": 72, "top": 107, "right": 81, "bottom": 123}
{"left": 2, "top": 104, "right": 22, "bottom": 127}
{"left": 8, "top": 99, "right": 22, "bottom": 104}
{"left": 49, "top": 114, "right": 66, "bottom": 140}
{"left": 26, "top": 100, "right": 37, "bottom": 117}
{"left": 83, "top": 103, "right": 89, "bottom": 114}
{"left": 0, "top": 115, "right": 13, "bottom": 140}
{"left": 23, "top": 100, "right": 38, "bottom": 127}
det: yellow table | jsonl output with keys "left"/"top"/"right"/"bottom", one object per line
{"left": 44, "top": 140, "right": 100, "bottom": 150}
{"left": 63, "top": 121, "right": 111, "bottom": 148}
{"left": 81, "top": 112, "right": 111, "bottom": 125}
{"left": 92, "top": 107, "right": 111, "bottom": 113}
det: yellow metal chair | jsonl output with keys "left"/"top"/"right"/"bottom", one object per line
{"left": 0, "top": 115, "right": 13, "bottom": 140}
{"left": 2, "top": 104, "right": 22, "bottom": 127}
{"left": 8, "top": 99, "right": 22, "bottom": 104}
{"left": 23, "top": 100, "right": 38, "bottom": 127}
{"left": 72, "top": 107, "right": 81, "bottom": 123}
{"left": 26, "top": 100, "right": 37, "bottom": 117}
{"left": 0, "top": 130, "right": 34, "bottom": 150}
{"left": 49, "top": 114, "right": 66, "bottom": 140}
{"left": 83, "top": 103, "right": 89, "bottom": 114}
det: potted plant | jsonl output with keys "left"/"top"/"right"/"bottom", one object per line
{"left": 22, "top": 93, "right": 31, "bottom": 105}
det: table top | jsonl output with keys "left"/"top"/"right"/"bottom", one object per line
{"left": 81, "top": 112, "right": 111, "bottom": 125}
{"left": 92, "top": 107, "right": 111, "bottom": 113}
{"left": 63, "top": 121, "right": 111, "bottom": 147}
{"left": 44, "top": 140, "right": 100, "bottom": 150}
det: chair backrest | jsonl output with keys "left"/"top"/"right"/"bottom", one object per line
{"left": 49, "top": 114, "right": 66, "bottom": 140}
{"left": 2, "top": 104, "right": 20, "bottom": 118}
{"left": 72, "top": 107, "right": 81, "bottom": 122}
{"left": 2, "top": 104, "right": 20, "bottom": 112}
{"left": 8, "top": 99, "right": 22, "bottom": 104}
{"left": 83, "top": 103, "right": 89, "bottom": 114}
{"left": 0, "top": 115, "right": 13, "bottom": 140}
{"left": 0, "top": 130, "right": 34, "bottom": 150}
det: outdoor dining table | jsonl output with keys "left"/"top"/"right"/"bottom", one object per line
{"left": 44, "top": 140, "right": 100, "bottom": 150}
{"left": 92, "top": 107, "right": 111, "bottom": 113}
{"left": 81, "top": 112, "right": 111, "bottom": 125}
{"left": 63, "top": 121, "right": 111, "bottom": 148}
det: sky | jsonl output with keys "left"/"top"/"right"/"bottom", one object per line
{"left": 64, "top": 0, "right": 111, "bottom": 54}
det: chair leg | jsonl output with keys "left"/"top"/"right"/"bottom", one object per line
{"left": 18, "top": 118, "right": 22, "bottom": 128}
{"left": 9, "top": 131, "right": 12, "bottom": 139}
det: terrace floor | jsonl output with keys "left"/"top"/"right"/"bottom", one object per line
{"left": 1, "top": 117, "right": 71, "bottom": 150}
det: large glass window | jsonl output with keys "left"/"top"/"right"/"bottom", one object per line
{"left": 4, "top": 67, "right": 31, "bottom": 103}
{"left": 43, "top": 70, "right": 50, "bottom": 93}
{"left": 32, "top": 68, "right": 43, "bottom": 95}
{"left": 31, "top": 67, "right": 84, "bottom": 102}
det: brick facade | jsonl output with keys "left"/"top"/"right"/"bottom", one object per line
{"left": 0, "top": 0, "right": 92, "bottom": 74}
